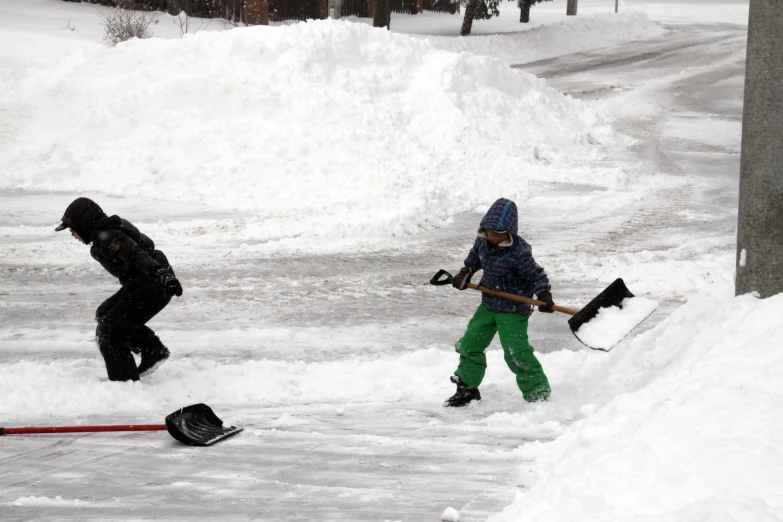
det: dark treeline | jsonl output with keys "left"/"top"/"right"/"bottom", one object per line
{"left": 63, "top": 0, "right": 246, "bottom": 23}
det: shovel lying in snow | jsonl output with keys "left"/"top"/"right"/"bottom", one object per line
{"left": 0, "top": 404, "right": 242, "bottom": 447}
{"left": 430, "top": 270, "right": 657, "bottom": 351}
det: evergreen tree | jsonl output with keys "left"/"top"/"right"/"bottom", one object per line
{"left": 461, "top": 0, "right": 549, "bottom": 35}
{"left": 519, "top": 0, "right": 551, "bottom": 23}
{"left": 460, "top": 0, "right": 498, "bottom": 35}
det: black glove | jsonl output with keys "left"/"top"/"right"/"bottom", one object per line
{"left": 153, "top": 267, "right": 183, "bottom": 297}
{"left": 164, "top": 276, "right": 183, "bottom": 297}
{"left": 452, "top": 267, "right": 473, "bottom": 290}
{"left": 537, "top": 290, "right": 555, "bottom": 313}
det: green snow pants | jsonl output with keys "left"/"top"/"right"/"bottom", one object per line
{"left": 454, "top": 304, "right": 551, "bottom": 402}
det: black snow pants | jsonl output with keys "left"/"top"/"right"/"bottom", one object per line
{"left": 95, "top": 280, "right": 171, "bottom": 382}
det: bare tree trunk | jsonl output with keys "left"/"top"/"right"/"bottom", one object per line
{"left": 460, "top": 0, "right": 478, "bottom": 35}
{"left": 519, "top": 0, "right": 529, "bottom": 22}
{"left": 246, "top": 0, "right": 268, "bottom": 24}
{"left": 566, "top": 0, "right": 577, "bottom": 15}
{"left": 373, "top": 0, "right": 390, "bottom": 29}
{"left": 372, "top": 0, "right": 384, "bottom": 27}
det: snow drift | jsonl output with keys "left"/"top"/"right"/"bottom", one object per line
{"left": 0, "top": 20, "right": 617, "bottom": 247}
{"left": 428, "top": 11, "right": 666, "bottom": 65}
{"left": 490, "top": 284, "right": 783, "bottom": 522}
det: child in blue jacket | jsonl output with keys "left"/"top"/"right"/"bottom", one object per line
{"left": 445, "top": 198, "right": 554, "bottom": 407}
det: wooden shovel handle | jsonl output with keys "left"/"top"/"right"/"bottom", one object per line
{"left": 466, "top": 283, "right": 581, "bottom": 316}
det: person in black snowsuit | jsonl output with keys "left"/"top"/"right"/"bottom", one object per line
{"left": 55, "top": 197, "right": 183, "bottom": 382}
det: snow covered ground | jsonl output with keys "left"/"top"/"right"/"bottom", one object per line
{"left": 1, "top": 0, "right": 775, "bottom": 521}
{"left": 490, "top": 289, "right": 783, "bottom": 522}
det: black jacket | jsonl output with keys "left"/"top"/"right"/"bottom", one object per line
{"left": 91, "top": 216, "right": 173, "bottom": 286}
{"left": 56, "top": 197, "right": 178, "bottom": 290}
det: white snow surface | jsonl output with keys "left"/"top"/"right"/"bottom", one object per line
{"left": 11, "top": 495, "right": 91, "bottom": 507}
{"left": 573, "top": 296, "right": 658, "bottom": 351}
{"left": 489, "top": 286, "right": 783, "bottom": 522}
{"left": 426, "top": 11, "right": 665, "bottom": 65}
{"left": 0, "top": 20, "right": 618, "bottom": 250}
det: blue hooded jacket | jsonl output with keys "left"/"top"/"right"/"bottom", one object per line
{"left": 464, "top": 198, "right": 550, "bottom": 316}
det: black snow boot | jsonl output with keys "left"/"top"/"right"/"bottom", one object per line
{"left": 137, "top": 346, "right": 170, "bottom": 377}
{"left": 443, "top": 376, "right": 481, "bottom": 407}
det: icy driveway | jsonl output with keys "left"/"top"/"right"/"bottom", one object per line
{"left": 0, "top": 23, "right": 744, "bottom": 522}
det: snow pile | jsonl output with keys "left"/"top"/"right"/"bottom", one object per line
{"left": 0, "top": 347, "right": 453, "bottom": 418}
{"left": 0, "top": 20, "right": 616, "bottom": 246}
{"left": 428, "top": 11, "right": 666, "bottom": 65}
{"left": 490, "top": 285, "right": 783, "bottom": 522}
{"left": 12, "top": 495, "right": 90, "bottom": 507}
{"left": 629, "top": 0, "right": 749, "bottom": 25}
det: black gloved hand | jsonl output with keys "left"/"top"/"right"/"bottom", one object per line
{"left": 154, "top": 267, "right": 183, "bottom": 297}
{"left": 537, "top": 290, "right": 555, "bottom": 313}
{"left": 164, "top": 277, "right": 183, "bottom": 297}
{"left": 452, "top": 267, "right": 473, "bottom": 290}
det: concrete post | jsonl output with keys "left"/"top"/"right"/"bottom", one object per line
{"left": 736, "top": 0, "right": 783, "bottom": 297}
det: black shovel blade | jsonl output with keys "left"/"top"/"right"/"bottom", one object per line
{"left": 568, "top": 278, "right": 634, "bottom": 335}
{"left": 165, "top": 404, "right": 243, "bottom": 446}
{"left": 567, "top": 278, "right": 658, "bottom": 352}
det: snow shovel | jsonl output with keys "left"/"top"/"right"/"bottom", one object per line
{"left": 430, "top": 269, "right": 656, "bottom": 351}
{"left": 0, "top": 403, "right": 242, "bottom": 446}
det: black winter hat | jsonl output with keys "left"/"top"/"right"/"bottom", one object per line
{"left": 55, "top": 197, "right": 106, "bottom": 242}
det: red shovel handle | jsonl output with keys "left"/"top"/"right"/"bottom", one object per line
{"left": 1, "top": 424, "right": 166, "bottom": 435}
{"left": 0, "top": 403, "right": 243, "bottom": 446}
